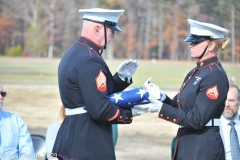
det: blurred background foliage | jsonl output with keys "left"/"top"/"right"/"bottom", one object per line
{"left": 0, "top": 0, "right": 240, "bottom": 62}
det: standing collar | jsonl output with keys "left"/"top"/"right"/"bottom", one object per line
{"left": 196, "top": 56, "right": 218, "bottom": 68}
{"left": 77, "top": 37, "right": 103, "bottom": 55}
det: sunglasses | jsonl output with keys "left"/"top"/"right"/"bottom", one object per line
{"left": 190, "top": 41, "right": 205, "bottom": 45}
{"left": 0, "top": 91, "right": 7, "bottom": 97}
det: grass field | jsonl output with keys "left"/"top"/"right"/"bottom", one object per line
{"left": 1, "top": 57, "right": 240, "bottom": 88}
{"left": 1, "top": 57, "right": 240, "bottom": 160}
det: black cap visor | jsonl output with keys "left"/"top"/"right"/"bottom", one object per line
{"left": 105, "top": 24, "right": 121, "bottom": 32}
{"left": 184, "top": 34, "right": 211, "bottom": 43}
{"left": 83, "top": 18, "right": 122, "bottom": 32}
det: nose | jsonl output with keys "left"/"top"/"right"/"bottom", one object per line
{"left": 112, "top": 32, "right": 115, "bottom": 38}
{"left": 225, "top": 100, "right": 230, "bottom": 107}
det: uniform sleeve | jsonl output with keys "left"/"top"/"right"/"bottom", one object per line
{"left": 163, "top": 95, "right": 178, "bottom": 108}
{"left": 78, "top": 57, "right": 133, "bottom": 124}
{"left": 17, "top": 116, "right": 36, "bottom": 160}
{"left": 112, "top": 72, "right": 132, "bottom": 93}
{"left": 159, "top": 71, "right": 228, "bottom": 129}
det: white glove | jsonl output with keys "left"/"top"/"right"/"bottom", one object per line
{"left": 117, "top": 59, "right": 139, "bottom": 82}
{"left": 131, "top": 108, "right": 148, "bottom": 117}
{"left": 144, "top": 77, "right": 166, "bottom": 101}
{"left": 133, "top": 99, "right": 162, "bottom": 113}
{"left": 148, "top": 97, "right": 163, "bottom": 113}
{"left": 133, "top": 103, "right": 156, "bottom": 110}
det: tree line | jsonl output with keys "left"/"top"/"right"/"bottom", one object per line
{"left": 0, "top": 0, "right": 239, "bottom": 62}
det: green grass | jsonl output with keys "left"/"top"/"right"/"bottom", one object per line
{"left": 0, "top": 57, "right": 59, "bottom": 83}
{"left": 0, "top": 57, "right": 239, "bottom": 89}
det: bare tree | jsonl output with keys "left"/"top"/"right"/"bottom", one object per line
{"left": 157, "top": 2, "right": 164, "bottom": 59}
{"left": 230, "top": 0, "right": 236, "bottom": 62}
{"left": 41, "top": 0, "right": 57, "bottom": 58}
{"left": 143, "top": 0, "right": 152, "bottom": 59}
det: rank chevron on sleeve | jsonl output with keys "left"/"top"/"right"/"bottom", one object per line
{"left": 206, "top": 85, "right": 219, "bottom": 100}
{"left": 95, "top": 70, "right": 107, "bottom": 92}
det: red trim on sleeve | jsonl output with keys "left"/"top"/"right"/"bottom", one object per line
{"left": 108, "top": 109, "right": 120, "bottom": 121}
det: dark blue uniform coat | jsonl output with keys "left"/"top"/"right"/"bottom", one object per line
{"left": 160, "top": 56, "right": 228, "bottom": 160}
{"left": 52, "top": 37, "right": 133, "bottom": 160}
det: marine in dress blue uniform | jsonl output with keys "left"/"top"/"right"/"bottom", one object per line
{"left": 52, "top": 8, "right": 144, "bottom": 160}
{"left": 145, "top": 19, "right": 231, "bottom": 160}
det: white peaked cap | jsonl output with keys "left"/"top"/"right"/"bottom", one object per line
{"left": 79, "top": 8, "right": 125, "bottom": 32}
{"left": 188, "top": 19, "right": 228, "bottom": 38}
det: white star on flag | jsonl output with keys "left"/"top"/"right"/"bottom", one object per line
{"left": 136, "top": 88, "right": 145, "bottom": 98}
{"left": 110, "top": 93, "right": 123, "bottom": 103}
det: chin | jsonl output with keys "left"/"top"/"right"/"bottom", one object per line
{"left": 190, "top": 54, "right": 197, "bottom": 58}
{"left": 223, "top": 112, "right": 233, "bottom": 119}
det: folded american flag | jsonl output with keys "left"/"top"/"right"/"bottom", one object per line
{"left": 83, "top": 87, "right": 151, "bottom": 110}
{"left": 108, "top": 87, "right": 150, "bottom": 108}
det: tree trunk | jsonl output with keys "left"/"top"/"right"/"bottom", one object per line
{"left": 231, "top": 1, "right": 235, "bottom": 62}
{"left": 158, "top": 3, "right": 164, "bottom": 59}
{"left": 144, "top": 0, "right": 152, "bottom": 59}
{"left": 47, "top": 0, "right": 56, "bottom": 59}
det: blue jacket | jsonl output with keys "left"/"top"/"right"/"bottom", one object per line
{"left": 0, "top": 110, "right": 35, "bottom": 160}
{"left": 52, "top": 37, "right": 133, "bottom": 160}
{"left": 160, "top": 56, "right": 228, "bottom": 160}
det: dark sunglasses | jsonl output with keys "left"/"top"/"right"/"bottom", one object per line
{"left": 0, "top": 91, "right": 7, "bottom": 97}
{"left": 190, "top": 41, "right": 204, "bottom": 45}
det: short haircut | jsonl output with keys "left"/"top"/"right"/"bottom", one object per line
{"left": 229, "top": 84, "right": 240, "bottom": 100}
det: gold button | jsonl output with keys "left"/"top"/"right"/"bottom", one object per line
{"left": 126, "top": 117, "right": 128, "bottom": 119}
{"left": 160, "top": 114, "right": 163, "bottom": 117}
{"left": 173, "top": 119, "right": 176, "bottom": 122}
{"left": 200, "top": 62, "right": 203, "bottom": 66}
{"left": 131, "top": 117, "right": 133, "bottom": 119}
{"left": 167, "top": 117, "right": 169, "bottom": 119}
{"left": 90, "top": 47, "right": 92, "bottom": 49}
{"left": 120, "top": 116, "right": 122, "bottom": 118}
{"left": 99, "top": 50, "right": 102, "bottom": 53}
{"left": 177, "top": 100, "right": 179, "bottom": 103}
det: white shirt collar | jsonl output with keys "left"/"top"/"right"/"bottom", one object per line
{"left": 221, "top": 114, "right": 240, "bottom": 126}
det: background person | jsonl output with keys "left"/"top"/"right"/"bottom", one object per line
{"left": 45, "top": 105, "right": 66, "bottom": 160}
{"left": 143, "top": 19, "right": 230, "bottom": 160}
{"left": 0, "top": 83, "right": 36, "bottom": 160}
{"left": 220, "top": 84, "right": 240, "bottom": 160}
{"left": 52, "top": 8, "right": 146, "bottom": 160}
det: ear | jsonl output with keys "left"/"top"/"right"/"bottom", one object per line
{"left": 94, "top": 25, "right": 101, "bottom": 36}
{"left": 208, "top": 41, "right": 217, "bottom": 51}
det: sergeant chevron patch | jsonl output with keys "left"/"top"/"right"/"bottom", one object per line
{"left": 95, "top": 70, "right": 107, "bottom": 92}
{"left": 206, "top": 85, "right": 219, "bottom": 100}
